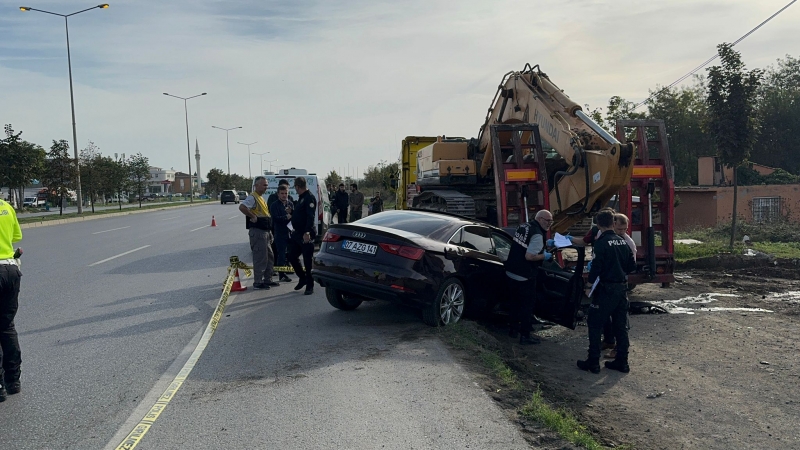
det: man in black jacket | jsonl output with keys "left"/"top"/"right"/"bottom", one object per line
{"left": 504, "top": 210, "right": 554, "bottom": 345}
{"left": 334, "top": 184, "right": 349, "bottom": 224}
{"left": 577, "top": 209, "right": 636, "bottom": 374}
{"left": 288, "top": 177, "right": 317, "bottom": 295}
{"left": 269, "top": 184, "right": 294, "bottom": 282}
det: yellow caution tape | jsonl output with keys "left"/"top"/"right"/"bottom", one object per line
{"left": 114, "top": 257, "right": 242, "bottom": 450}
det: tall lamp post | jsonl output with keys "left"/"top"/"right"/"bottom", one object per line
{"left": 237, "top": 141, "right": 257, "bottom": 179}
{"left": 163, "top": 92, "right": 206, "bottom": 202}
{"left": 265, "top": 159, "right": 278, "bottom": 173}
{"left": 212, "top": 126, "right": 242, "bottom": 176}
{"left": 20, "top": 3, "right": 110, "bottom": 214}
{"left": 251, "top": 152, "right": 270, "bottom": 176}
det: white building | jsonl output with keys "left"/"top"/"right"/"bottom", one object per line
{"left": 148, "top": 167, "right": 177, "bottom": 194}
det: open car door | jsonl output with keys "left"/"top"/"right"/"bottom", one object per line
{"left": 534, "top": 247, "right": 585, "bottom": 329}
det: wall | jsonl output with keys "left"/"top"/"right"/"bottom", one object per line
{"left": 713, "top": 184, "right": 800, "bottom": 224}
{"left": 675, "top": 188, "right": 718, "bottom": 230}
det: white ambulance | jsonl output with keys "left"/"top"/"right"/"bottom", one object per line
{"left": 264, "top": 168, "right": 331, "bottom": 242}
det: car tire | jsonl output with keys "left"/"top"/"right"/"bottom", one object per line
{"left": 326, "top": 287, "right": 362, "bottom": 311}
{"left": 423, "top": 277, "right": 465, "bottom": 327}
{"left": 221, "top": 201, "right": 225, "bottom": 204}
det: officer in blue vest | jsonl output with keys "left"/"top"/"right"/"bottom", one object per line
{"left": 504, "top": 209, "right": 554, "bottom": 345}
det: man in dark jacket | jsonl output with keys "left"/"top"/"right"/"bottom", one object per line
{"left": 577, "top": 209, "right": 636, "bottom": 374}
{"left": 504, "top": 210, "right": 554, "bottom": 345}
{"left": 334, "top": 184, "right": 349, "bottom": 224}
{"left": 288, "top": 177, "right": 317, "bottom": 295}
{"left": 269, "top": 184, "right": 294, "bottom": 282}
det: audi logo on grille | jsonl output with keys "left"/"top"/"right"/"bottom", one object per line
{"left": 353, "top": 232, "right": 366, "bottom": 238}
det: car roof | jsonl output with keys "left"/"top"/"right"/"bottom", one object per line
{"left": 352, "top": 209, "right": 508, "bottom": 241}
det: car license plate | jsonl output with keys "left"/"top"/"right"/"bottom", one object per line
{"left": 342, "top": 240, "right": 377, "bottom": 255}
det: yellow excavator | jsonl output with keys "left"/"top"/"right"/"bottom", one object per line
{"left": 401, "top": 63, "right": 635, "bottom": 233}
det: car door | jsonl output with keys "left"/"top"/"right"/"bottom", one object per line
{"left": 534, "top": 246, "right": 586, "bottom": 329}
{"left": 447, "top": 226, "right": 501, "bottom": 312}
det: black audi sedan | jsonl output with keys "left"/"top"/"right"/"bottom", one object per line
{"left": 312, "top": 209, "right": 585, "bottom": 328}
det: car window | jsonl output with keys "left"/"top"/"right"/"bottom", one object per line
{"left": 448, "top": 228, "right": 462, "bottom": 245}
{"left": 454, "top": 226, "right": 494, "bottom": 254}
{"left": 357, "top": 211, "right": 456, "bottom": 237}
{"left": 492, "top": 232, "right": 513, "bottom": 261}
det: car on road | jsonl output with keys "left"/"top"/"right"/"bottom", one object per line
{"left": 312, "top": 209, "right": 586, "bottom": 328}
{"left": 220, "top": 190, "right": 239, "bottom": 204}
{"left": 23, "top": 197, "right": 45, "bottom": 207}
{"left": 237, "top": 191, "right": 248, "bottom": 200}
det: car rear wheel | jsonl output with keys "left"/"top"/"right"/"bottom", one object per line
{"left": 423, "top": 278, "right": 465, "bottom": 327}
{"left": 326, "top": 287, "right": 363, "bottom": 311}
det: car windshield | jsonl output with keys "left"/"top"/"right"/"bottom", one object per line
{"left": 356, "top": 211, "right": 459, "bottom": 240}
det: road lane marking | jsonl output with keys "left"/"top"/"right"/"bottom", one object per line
{"left": 227, "top": 216, "right": 238, "bottom": 220}
{"left": 88, "top": 245, "right": 150, "bottom": 267}
{"left": 189, "top": 225, "right": 210, "bottom": 232}
{"left": 161, "top": 216, "right": 179, "bottom": 221}
{"left": 112, "top": 273, "right": 236, "bottom": 450}
{"left": 92, "top": 226, "right": 131, "bottom": 235}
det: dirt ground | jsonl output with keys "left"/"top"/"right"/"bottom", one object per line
{"left": 442, "top": 256, "right": 800, "bottom": 449}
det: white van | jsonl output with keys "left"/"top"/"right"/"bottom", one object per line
{"left": 263, "top": 168, "right": 331, "bottom": 242}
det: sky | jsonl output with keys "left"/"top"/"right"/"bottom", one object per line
{"left": 1, "top": 0, "right": 798, "bottom": 181}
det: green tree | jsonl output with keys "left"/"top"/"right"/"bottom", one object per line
{"left": 645, "top": 77, "right": 716, "bottom": 185}
{"left": 324, "top": 170, "right": 343, "bottom": 190}
{"left": 40, "top": 140, "right": 77, "bottom": 215}
{"left": 751, "top": 55, "right": 800, "bottom": 174}
{"left": 205, "top": 168, "right": 228, "bottom": 198}
{"left": 127, "top": 153, "right": 151, "bottom": 207}
{"left": 0, "top": 125, "right": 46, "bottom": 208}
{"left": 80, "top": 141, "right": 102, "bottom": 212}
{"left": 706, "top": 43, "right": 763, "bottom": 248}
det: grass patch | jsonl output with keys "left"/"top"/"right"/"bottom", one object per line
{"left": 479, "top": 352, "right": 518, "bottom": 387}
{"left": 18, "top": 200, "right": 211, "bottom": 225}
{"left": 676, "top": 221, "right": 800, "bottom": 261}
{"left": 521, "top": 390, "right": 606, "bottom": 450}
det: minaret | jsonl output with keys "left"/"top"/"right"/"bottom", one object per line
{"left": 195, "top": 139, "right": 201, "bottom": 191}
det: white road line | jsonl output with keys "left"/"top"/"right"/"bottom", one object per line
{"left": 161, "top": 216, "right": 179, "bottom": 221}
{"left": 92, "top": 226, "right": 131, "bottom": 235}
{"left": 88, "top": 245, "right": 150, "bottom": 267}
{"left": 190, "top": 225, "right": 210, "bottom": 232}
{"left": 227, "top": 216, "right": 238, "bottom": 220}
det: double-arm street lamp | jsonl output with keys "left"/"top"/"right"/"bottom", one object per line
{"left": 20, "top": 3, "right": 110, "bottom": 214}
{"left": 251, "top": 152, "right": 274, "bottom": 176}
{"left": 237, "top": 141, "right": 257, "bottom": 179}
{"left": 212, "top": 126, "right": 242, "bottom": 176}
{"left": 163, "top": 92, "right": 206, "bottom": 202}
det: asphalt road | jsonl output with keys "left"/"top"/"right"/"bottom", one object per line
{"left": 2, "top": 204, "right": 528, "bottom": 450}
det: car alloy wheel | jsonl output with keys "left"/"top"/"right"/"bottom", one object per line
{"left": 325, "top": 287, "right": 363, "bottom": 311}
{"left": 424, "top": 278, "right": 465, "bottom": 327}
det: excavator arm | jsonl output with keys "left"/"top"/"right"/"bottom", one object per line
{"left": 476, "top": 64, "right": 635, "bottom": 232}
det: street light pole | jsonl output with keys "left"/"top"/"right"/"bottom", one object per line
{"left": 251, "top": 152, "right": 269, "bottom": 176}
{"left": 265, "top": 159, "right": 278, "bottom": 173}
{"left": 164, "top": 92, "right": 206, "bottom": 203}
{"left": 238, "top": 141, "right": 257, "bottom": 179}
{"left": 20, "top": 3, "right": 110, "bottom": 214}
{"left": 212, "top": 126, "right": 242, "bottom": 176}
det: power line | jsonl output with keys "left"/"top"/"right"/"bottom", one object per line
{"left": 632, "top": 0, "right": 797, "bottom": 111}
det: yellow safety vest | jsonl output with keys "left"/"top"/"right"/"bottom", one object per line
{"left": 252, "top": 195, "right": 270, "bottom": 217}
{"left": 0, "top": 200, "right": 22, "bottom": 259}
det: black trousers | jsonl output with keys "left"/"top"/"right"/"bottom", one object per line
{"left": 335, "top": 208, "right": 347, "bottom": 224}
{"left": 508, "top": 277, "right": 537, "bottom": 337}
{"left": 274, "top": 235, "right": 289, "bottom": 267}
{"left": 0, "top": 264, "right": 22, "bottom": 386}
{"left": 288, "top": 234, "right": 314, "bottom": 283}
{"left": 587, "top": 283, "right": 629, "bottom": 362}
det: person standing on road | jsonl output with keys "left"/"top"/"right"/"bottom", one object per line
{"left": 368, "top": 192, "right": 383, "bottom": 216}
{"left": 505, "top": 209, "right": 554, "bottom": 345}
{"left": 288, "top": 177, "right": 316, "bottom": 295}
{"left": 601, "top": 213, "right": 637, "bottom": 359}
{"left": 334, "top": 184, "right": 349, "bottom": 224}
{"left": 270, "top": 185, "right": 294, "bottom": 283}
{"left": 267, "top": 179, "right": 294, "bottom": 271}
{"left": 0, "top": 198, "right": 23, "bottom": 401}
{"left": 348, "top": 183, "right": 365, "bottom": 222}
{"left": 239, "top": 176, "right": 279, "bottom": 290}
{"left": 577, "top": 209, "right": 636, "bottom": 374}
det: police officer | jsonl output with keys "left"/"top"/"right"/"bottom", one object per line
{"left": 0, "top": 198, "right": 23, "bottom": 401}
{"left": 504, "top": 209, "right": 554, "bottom": 345}
{"left": 577, "top": 209, "right": 636, "bottom": 374}
{"left": 288, "top": 176, "right": 316, "bottom": 295}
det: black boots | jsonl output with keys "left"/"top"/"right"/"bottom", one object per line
{"left": 605, "top": 359, "right": 630, "bottom": 373}
{"left": 0, "top": 386, "right": 6, "bottom": 402}
{"left": 294, "top": 279, "right": 307, "bottom": 291}
{"left": 279, "top": 273, "right": 292, "bottom": 282}
{"left": 304, "top": 277, "right": 314, "bottom": 295}
{"left": 577, "top": 358, "right": 601, "bottom": 374}
{"left": 6, "top": 381, "right": 20, "bottom": 395}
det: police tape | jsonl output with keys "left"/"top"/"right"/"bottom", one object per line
{"left": 113, "top": 257, "right": 241, "bottom": 450}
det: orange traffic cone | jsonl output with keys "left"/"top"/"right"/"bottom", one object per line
{"left": 230, "top": 268, "right": 247, "bottom": 292}
{"left": 211, "top": 215, "right": 217, "bottom": 227}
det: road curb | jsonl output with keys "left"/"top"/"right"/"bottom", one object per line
{"left": 20, "top": 202, "right": 212, "bottom": 229}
